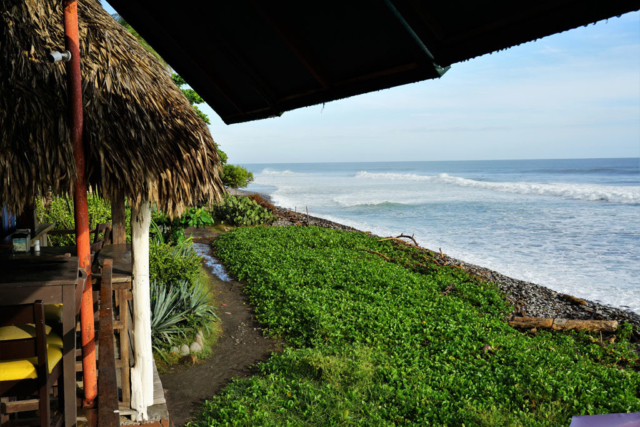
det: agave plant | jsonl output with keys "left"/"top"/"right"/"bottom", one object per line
{"left": 150, "top": 280, "right": 188, "bottom": 351}
{"left": 178, "top": 280, "right": 219, "bottom": 325}
{"left": 150, "top": 279, "right": 218, "bottom": 351}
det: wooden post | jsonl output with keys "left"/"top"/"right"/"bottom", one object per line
{"left": 63, "top": 0, "right": 97, "bottom": 408}
{"left": 110, "top": 189, "right": 127, "bottom": 244}
{"left": 15, "top": 202, "right": 37, "bottom": 235}
{"left": 130, "top": 202, "right": 153, "bottom": 420}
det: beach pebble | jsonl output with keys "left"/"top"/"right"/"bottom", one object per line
{"left": 190, "top": 342, "right": 202, "bottom": 353}
{"left": 179, "top": 344, "right": 190, "bottom": 356}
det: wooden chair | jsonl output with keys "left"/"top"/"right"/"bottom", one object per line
{"left": 0, "top": 301, "right": 64, "bottom": 427}
{"left": 90, "top": 222, "right": 112, "bottom": 253}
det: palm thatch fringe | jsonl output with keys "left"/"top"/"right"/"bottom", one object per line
{"left": 0, "top": 0, "right": 224, "bottom": 217}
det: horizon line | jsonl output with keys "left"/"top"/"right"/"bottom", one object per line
{"left": 238, "top": 156, "right": 640, "bottom": 165}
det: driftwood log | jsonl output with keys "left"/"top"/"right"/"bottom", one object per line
{"left": 379, "top": 233, "right": 419, "bottom": 247}
{"left": 560, "top": 294, "right": 587, "bottom": 306}
{"left": 509, "top": 317, "right": 618, "bottom": 332}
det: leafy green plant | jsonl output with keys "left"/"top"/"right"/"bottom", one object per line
{"left": 212, "top": 194, "right": 274, "bottom": 226}
{"left": 177, "top": 207, "right": 214, "bottom": 229}
{"left": 190, "top": 226, "right": 640, "bottom": 427}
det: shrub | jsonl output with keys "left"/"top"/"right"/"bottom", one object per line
{"left": 247, "top": 194, "right": 277, "bottom": 213}
{"left": 181, "top": 207, "right": 215, "bottom": 228}
{"left": 212, "top": 194, "right": 274, "bottom": 226}
{"left": 152, "top": 207, "right": 214, "bottom": 245}
{"left": 149, "top": 239, "right": 202, "bottom": 285}
{"left": 36, "top": 194, "right": 131, "bottom": 246}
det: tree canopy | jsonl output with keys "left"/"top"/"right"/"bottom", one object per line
{"left": 221, "top": 164, "right": 254, "bottom": 191}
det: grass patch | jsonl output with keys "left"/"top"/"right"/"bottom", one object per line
{"left": 191, "top": 227, "right": 639, "bottom": 426}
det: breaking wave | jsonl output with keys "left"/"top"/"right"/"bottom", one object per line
{"left": 333, "top": 199, "right": 409, "bottom": 208}
{"left": 260, "top": 169, "right": 305, "bottom": 176}
{"left": 355, "top": 172, "right": 640, "bottom": 204}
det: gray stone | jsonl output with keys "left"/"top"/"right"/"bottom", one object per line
{"left": 190, "top": 342, "right": 203, "bottom": 353}
{"left": 179, "top": 344, "right": 190, "bottom": 356}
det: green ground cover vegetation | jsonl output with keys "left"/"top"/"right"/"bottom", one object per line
{"left": 193, "top": 226, "right": 639, "bottom": 426}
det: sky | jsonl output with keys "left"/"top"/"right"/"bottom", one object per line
{"left": 102, "top": 2, "right": 639, "bottom": 164}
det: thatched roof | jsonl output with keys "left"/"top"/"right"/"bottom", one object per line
{"left": 0, "top": 0, "right": 224, "bottom": 217}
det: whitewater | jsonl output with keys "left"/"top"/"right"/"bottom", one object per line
{"left": 246, "top": 158, "right": 640, "bottom": 314}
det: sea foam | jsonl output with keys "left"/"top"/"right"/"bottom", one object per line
{"left": 355, "top": 172, "right": 640, "bottom": 205}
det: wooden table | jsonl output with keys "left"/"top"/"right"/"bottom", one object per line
{"left": 0, "top": 257, "right": 79, "bottom": 427}
{"left": 1, "top": 245, "right": 77, "bottom": 259}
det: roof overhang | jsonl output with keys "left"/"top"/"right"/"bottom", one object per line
{"left": 107, "top": 0, "right": 640, "bottom": 124}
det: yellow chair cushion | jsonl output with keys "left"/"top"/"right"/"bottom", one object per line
{"left": 44, "top": 304, "right": 64, "bottom": 323}
{"left": 0, "top": 345, "right": 63, "bottom": 381}
{"left": 0, "top": 325, "right": 63, "bottom": 348}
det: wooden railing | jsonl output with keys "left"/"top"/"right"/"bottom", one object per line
{"left": 97, "top": 259, "right": 120, "bottom": 427}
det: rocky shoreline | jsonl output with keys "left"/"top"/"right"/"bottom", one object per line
{"left": 239, "top": 190, "right": 640, "bottom": 336}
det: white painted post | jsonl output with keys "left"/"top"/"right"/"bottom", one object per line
{"left": 130, "top": 201, "right": 153, "bottom": 421}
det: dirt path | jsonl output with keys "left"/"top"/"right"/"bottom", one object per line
{"left": 160, "top": 232, "right": 277, "bottom": 426}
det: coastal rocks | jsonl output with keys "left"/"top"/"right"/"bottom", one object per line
{"left": 272, "top": 207, "right": 357, "bottom": 232}
{"left": 445, "top": 256, "right": 640, "bottom": 332}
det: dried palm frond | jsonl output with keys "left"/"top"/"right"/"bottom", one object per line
{"left": 0, "top": 0, "right": 224, "bottom": 217}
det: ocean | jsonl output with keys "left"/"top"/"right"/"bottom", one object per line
{"left": 244, "top": 158, "right": 640, "bottom": 314}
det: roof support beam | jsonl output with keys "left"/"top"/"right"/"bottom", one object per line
{"left": 251, "top": 0, "right": 330, "bottom": 90}
{"left": 383, "top": 0, "right": 448, "bottom": 76}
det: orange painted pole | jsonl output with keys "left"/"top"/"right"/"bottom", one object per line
{"left": 64, "top": 0, "right": 97, "bottom": 408}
